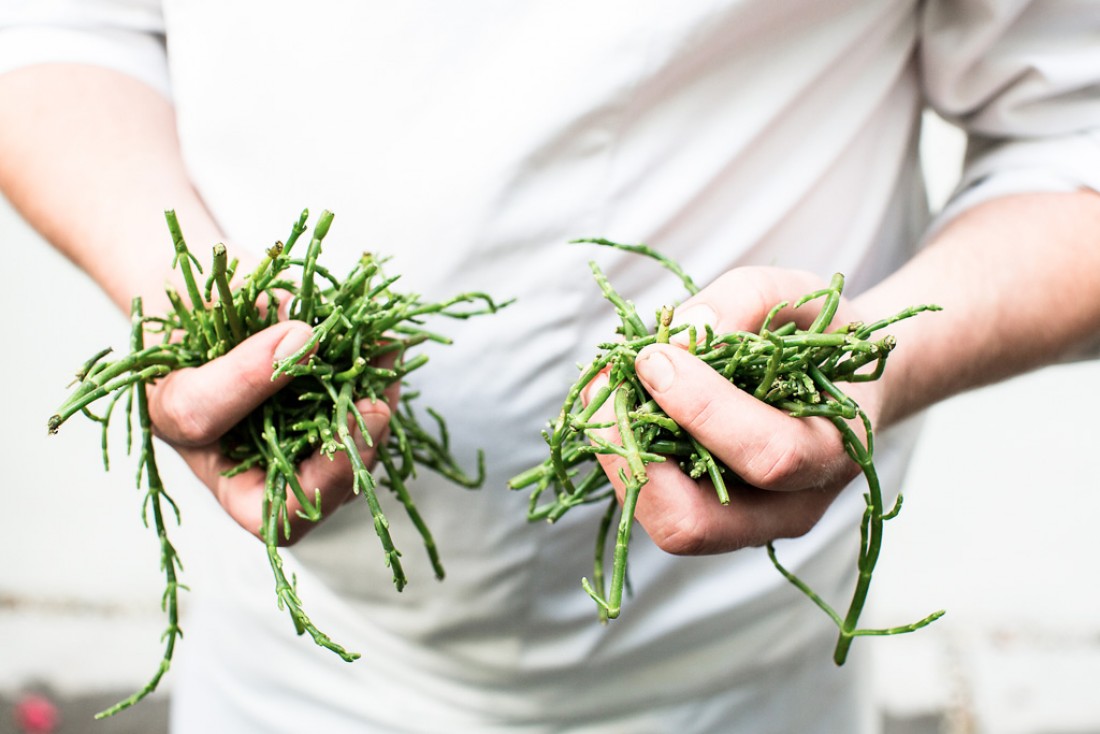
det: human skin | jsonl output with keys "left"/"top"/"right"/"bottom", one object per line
{"left": 3, "top": 63, "right": 1100, "bottom": 550}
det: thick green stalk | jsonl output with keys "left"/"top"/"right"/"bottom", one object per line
{"left": 212, "top": 243, "right": 246, "bottom": 342}
{"left": 295, "top": 210, "right": 334, "bottom": 324}
{"left": 260, "top": 462, "right": 360, "bottom": 662}
{"left": 377, "top": 443, "right": 445, "bottom": 580}
{"left": 335, "top": 381, "right": 407, "bottom": 590}
{"left": 165, "top": 210, "right": 216, "bottom": 350}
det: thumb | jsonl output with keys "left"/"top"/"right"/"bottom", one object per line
{"left": 634, "top": 343, "right": 838, "bottom": 492}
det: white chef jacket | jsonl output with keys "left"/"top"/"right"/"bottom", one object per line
{"left": 2, "top": 2, "right": 1099, "bottom": 733}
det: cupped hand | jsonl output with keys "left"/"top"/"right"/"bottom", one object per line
{"left": 589, "top": 267, "right": 884, "bottom": 555}
{"left": 147, "top": 320, "right": 392, "bottom": 544}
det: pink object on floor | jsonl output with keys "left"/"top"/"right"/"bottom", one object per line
{"left": 13, "top": 693, "right": 60, "bottom": 734}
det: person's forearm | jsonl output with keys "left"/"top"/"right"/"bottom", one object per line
{"left": 0, "top": 63, "right": 224, "bottom": 314}
{"left": 854, "top": 189, "right": 1100, "bottom": 428}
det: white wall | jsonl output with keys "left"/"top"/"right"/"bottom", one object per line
{"left": 1, "top": 114, "right": 1098, "bottom": 731}
{"left": 0, "top": 202, "right": 173, "bottom": 693}
{"left": 870, "top": 115, "right": 1100, "bottom": 732}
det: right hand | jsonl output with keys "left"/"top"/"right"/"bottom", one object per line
{"left": 147, "top": 320, "right": 393, "bottom": 544}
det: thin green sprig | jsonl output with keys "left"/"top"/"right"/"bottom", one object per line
{"left": 510, "top": 239, "right": 944, "bottom": 661}
{"left": 93, "top": 298, "right": 185, "bottom": 720}
{"left": 49, "top": 208, "right": 509, "bottom": 716}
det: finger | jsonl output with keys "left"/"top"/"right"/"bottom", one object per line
{"left": 616, "top": 460, "right": 835, "bottom": 554}
{"left": 274, "top": 397, "right": 391, "bottom": 539}
{"left": 670, "top": 267, "right": 842, "bottom": 342}
{"left": 634, "top": 343, "right": 853, "bottom": 492}
{"left": 179, "top": 398, "right": 392, "bottom": 542}
{"left": 584, "top": 375, "right": 833, "bottom": 554}
{"left": 298, "top": 397, "right": 391, "bottom": 511}
{"left": 150, "top": 320, "right": 316, "bottom": 446}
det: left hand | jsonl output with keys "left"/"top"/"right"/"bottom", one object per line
{"left": 587, "top": 266, "right": 884, "bottom": 555}
{"left": 148, "top": 320, "right": 396, "bottom": 544}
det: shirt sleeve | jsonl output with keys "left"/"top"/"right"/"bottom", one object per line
{"left": 920, "top": 0, "right": 1100, "bottom": 230}
{"left": 0, "top": 0, "right": 169, "bottom": 98}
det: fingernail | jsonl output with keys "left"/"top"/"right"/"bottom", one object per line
{"left": 637, "top": 349, "right": 675, "bottom": 393}
{"left": 273, "top": 324, "right": 313, "bottom": 361}
{"left": 671, "top": 303, "right": 717, "bottom": 346}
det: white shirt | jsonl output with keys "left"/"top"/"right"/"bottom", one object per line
{"left": 3, "top": 2, "right": 1099, "bottom": 732}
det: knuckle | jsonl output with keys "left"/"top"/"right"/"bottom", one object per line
{"left": 158, "top": 391, "right": 217, "bottom": 445}
{"left": 677, "top": 394, "right": 723, "bottom": 437}
{"left": 745, "top": 439, "right": 806, "bottom": 490}
{"left": 651, "top": 513, "right": 712, "bottom": 556}
{"left": 240, "top": 365, "right": 276, "bottom": 396}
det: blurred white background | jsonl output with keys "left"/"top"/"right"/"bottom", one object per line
{"left": 1, "top": 113, "right": 1098, "bottom": 733}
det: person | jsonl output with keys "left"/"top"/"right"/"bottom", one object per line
{"left": 1, "top": 2, "right": 1098, "bottom": 732}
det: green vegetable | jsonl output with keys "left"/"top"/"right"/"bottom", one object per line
{"left": 509, "top": 238, "right": 944, "bottom": 664}
{"left": 48, "top": 209, "right": 510, "bottom": 717}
